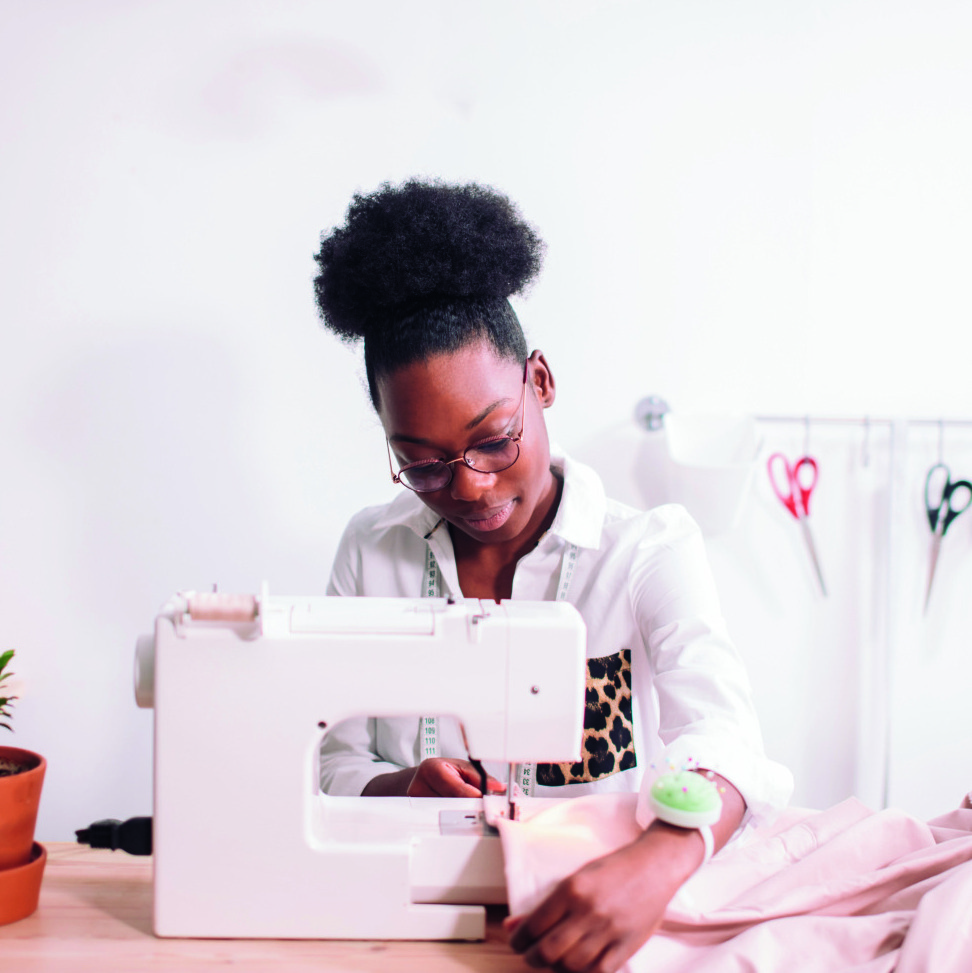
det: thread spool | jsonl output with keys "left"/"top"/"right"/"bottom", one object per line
{"left": 187, "top": 593, "right": 258, "bottom": 622}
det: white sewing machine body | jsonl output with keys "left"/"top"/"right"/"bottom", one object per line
{"left": 135, "top": 589, "right": 586, "bottom": 941}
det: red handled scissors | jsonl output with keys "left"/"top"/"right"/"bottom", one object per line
{"left": 923, "top": 462, "right": 972, "bottom": 614}
{"left": 767, "top": 452, "right": 827, "bottom": 597}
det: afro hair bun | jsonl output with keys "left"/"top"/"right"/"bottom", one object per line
{"left": 314, "top": 179, "right": 544, "bottom": 341}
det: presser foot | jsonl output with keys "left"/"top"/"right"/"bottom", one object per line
{"left": 438, "top": 810, "right": 500, "bottom": 837}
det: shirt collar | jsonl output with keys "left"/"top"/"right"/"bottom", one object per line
{"left": 545, "top": 448, "right": 607, "bottom": 550}
{"left": 370, "top": 446, "right": 607, "bottom": 550}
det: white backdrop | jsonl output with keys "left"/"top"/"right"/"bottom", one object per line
{"left": 2, "top": 0, "right": 971, "bottom": 839}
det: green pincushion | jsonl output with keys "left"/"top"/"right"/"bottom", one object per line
{"left": 649, "top": 770, "right": 722, "bottom": 828}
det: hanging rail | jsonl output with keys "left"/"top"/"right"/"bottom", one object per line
{"left": 754, "top": 416, "right": 972, "bottom": 428}
{"left": 633, "top": 398, "right": 972, "bottom": 431}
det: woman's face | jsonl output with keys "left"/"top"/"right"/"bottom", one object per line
{"left": 377, "top": 341, "right": 559, "bottom": 548}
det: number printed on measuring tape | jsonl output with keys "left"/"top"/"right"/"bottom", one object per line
{"left": 425, "top": 547, "right": 439, "bottom": 598}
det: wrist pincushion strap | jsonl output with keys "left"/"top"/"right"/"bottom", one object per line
{"left": 648, "top": 769, "right": 722, "bottom": 865}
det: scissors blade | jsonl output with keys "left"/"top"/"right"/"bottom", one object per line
{"left": 923, "top": 534, "right": 943, "bottom": 616}
{"left": 799, "top": 518, "right": 828, "bottom": 597}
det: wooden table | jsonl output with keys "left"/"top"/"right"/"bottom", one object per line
{"left": 0, "top": 844, "right": 531, "bottom": 971}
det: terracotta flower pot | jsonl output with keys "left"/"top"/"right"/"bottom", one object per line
{"left": 0, "top": 842, "right": 46, "bottom": 925}
{"left": 0, "top": 746, "right": 46, "bottom": 870}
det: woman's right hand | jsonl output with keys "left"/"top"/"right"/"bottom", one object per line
{"left": 406, "top": 757, "right": 504, "bottom": 798}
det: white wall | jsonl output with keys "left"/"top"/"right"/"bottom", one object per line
{"left": 2, "top": 0, "right": 971, "bottom": 840}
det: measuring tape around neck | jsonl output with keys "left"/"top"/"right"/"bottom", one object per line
{"left": 421, "top": 539, "right": 580, "bottom": 794}
{"left": 420, "top": 545, "right": 442, "bottom": 760}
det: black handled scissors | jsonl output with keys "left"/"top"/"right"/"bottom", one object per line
{"left": 923, "top": 463, "right": 972, "bottom": 613}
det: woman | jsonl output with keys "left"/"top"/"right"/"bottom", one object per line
{"left": 314, "top": 179, "right": 791, "bottom": 972}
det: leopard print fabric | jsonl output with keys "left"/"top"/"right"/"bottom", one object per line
{"left": 536, "top": 649, "right": 636, "bottom": 786}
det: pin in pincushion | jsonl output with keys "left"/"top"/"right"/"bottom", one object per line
{"left": 649, "top": 770, "right": 722, "bottom": 828}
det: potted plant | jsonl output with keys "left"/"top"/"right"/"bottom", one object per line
{"left": 0, "top": 649, "right": 47, "bottom": 925}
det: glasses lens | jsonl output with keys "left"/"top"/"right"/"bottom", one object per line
{"left": 401, "top": 462, "right": 452, "bottom": 492}
{"left": 465, "top": 438, "right": 520, "bottom": 473}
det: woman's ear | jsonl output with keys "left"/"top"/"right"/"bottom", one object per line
{"left": 527, "top": 350, "right": 556, "bottom": 408}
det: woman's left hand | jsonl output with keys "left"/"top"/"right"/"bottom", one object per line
{"left": 504, "top": 823, "right": 702, "bottom": 973}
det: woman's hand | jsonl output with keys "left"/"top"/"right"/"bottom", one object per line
{"left": 504, "top": 823, "right": 702, "bottom": 972}
{"left": 505, "top": 773, "right": 745, "bottom": 972}
{"left": 361, "top": 757, "right": 505, "bottom": 796}
{"left": 406, "top": 757, "right": 505, "bottom": 798}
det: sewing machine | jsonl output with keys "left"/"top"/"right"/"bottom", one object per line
{"left": 134, "top": 587, "right": 586, "bottom": 940}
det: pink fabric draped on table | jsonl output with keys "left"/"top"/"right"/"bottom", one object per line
{"left": 497, "top": 791, "right": 972, "bottom": 972}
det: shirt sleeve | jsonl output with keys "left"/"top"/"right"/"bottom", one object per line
{"left": 326, "top": 514, "right": 364, "bottom": 597}
{"left": 319, "top": 716, "right": 412, "bottom": 797}
{"left": 628, "top": 506, "right": 794, "bottom": 830}
{"left": 319, "top": 514, "right": 410, "bottom": 795}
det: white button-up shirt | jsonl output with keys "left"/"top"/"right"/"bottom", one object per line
{"left": 321, "top": 452, "right": 792, "bottom": 828}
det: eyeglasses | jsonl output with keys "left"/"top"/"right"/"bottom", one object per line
{"left": 387, "top": 360, "right": 529, "bottom": 493}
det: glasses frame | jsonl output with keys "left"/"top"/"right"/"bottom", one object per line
{"left": 386, "top": 359, "right": 530, "bottom": 493}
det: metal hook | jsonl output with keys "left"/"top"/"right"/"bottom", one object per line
{"left": 634, "top": 396, "right": 670, "bottom": 432}
{"left": 937, "top": 419, "right": 945, "bottom": 464}
{"left": 803, "top": 415, "right": 811, "bottom": 457}
{"left": 862, "top": 416, "right": 871, "bottom": 468}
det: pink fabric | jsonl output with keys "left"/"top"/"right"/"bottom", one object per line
{"left": 497, "top": 791, "right": 972, "bottom": 971}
